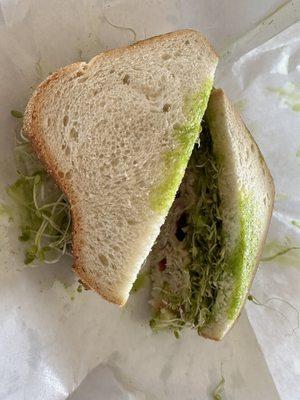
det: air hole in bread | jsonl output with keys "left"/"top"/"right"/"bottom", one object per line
{"left": 185, "top": 40, "right": 190, "bottom": 45}
{"left": 76, "top": 70, "right": 84, "bottom": 77}
{"left": 65, "top": 146, "right": 71, "bottom": 156}
{"left": 78, "top": 75, "right": 89, "bottom": 83}
{"left": 110, "top": 263, "right": 117, "bottom": 270}
{"left": 109, "top": 68, "right": 115, "bottom": 74}
{"left": 174, "top": 51, "right": 182, "bottom": 57}
{"left": 65, "top": 171, "right": 72, "bottom": 179}
{"left": 162, "top": 53, "right": 171, "bottom": 61}
{"left": 111, "top": 158, "right": 119, "bottom": 167}
{"left": 122, "top": 74, "right": 130, "bottom": 84}
{"left": 63, "top": 115, "right": 69, "bottom": 126}
{"left": 58, "top": 170, "right": 64, "bottom": 178}
{"left": 251, "top": 143, "right": 255, "bottom": 153}
{"left": 142, "top": 85, "right": 164, "bottom": 101}
{"left": 163, "top": 103, "right": 171, "bottom": 112}
{"left": 70, "top": 127, "right": 79, "bottom": 141}
{"left": 127, "top": 219, "right": 136, "bottom": 225}
{"left": 93, "top": 89, "right": 99, "bottom": 96}
{"left": 47, "top": 118, "right": 51, "bottom": 127}
{"left": 98, "top": 253, "right": 109, "bottom": 267}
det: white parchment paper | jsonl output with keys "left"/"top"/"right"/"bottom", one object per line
{"left": 0, "top": 1, "right": 299, "bottom": 399}
{"left": 217, "top": 20, "right": 300, "bottom": 400}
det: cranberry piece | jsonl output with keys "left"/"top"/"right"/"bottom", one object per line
{"left": 158, "top": 258, "right": 167, "bottom": 271}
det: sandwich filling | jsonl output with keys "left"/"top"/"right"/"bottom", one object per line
{"left": 148, "top": 121, "right": 228, "bottom": 335}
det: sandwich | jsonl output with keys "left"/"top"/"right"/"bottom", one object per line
{"left": 20, "top": 30, "right": 218, "bottom": 305}
{"left": 148, "top": 89, "right": 274, "bottom": 340}
{"left": 7, "top": 30, "right": 274, "bottom": 341}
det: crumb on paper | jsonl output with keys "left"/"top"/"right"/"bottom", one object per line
{"left": 212, "top": 376, "right": 225, "bottom": 400}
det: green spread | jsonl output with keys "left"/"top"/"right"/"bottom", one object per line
{"left": 226, "top": 193, "right": 259, "bottom": 319}
{"left": 149, "top": 79, "right": 213, "bottom": 214}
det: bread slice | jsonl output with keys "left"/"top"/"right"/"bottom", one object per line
{"left": 201, "top": 89, "right": 274, "bottom": 339}
{"left": 23, "top": 30, "right": 218, "bottom": 305}
{"left": 148, "top": 89, "right": 274, "bottom": 340}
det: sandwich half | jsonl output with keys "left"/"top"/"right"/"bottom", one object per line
{"left": 148, "top": 89, "right": 275, "bottom": 340}
{"left": 22, "top": 30, "right": 218, "bottom": 305}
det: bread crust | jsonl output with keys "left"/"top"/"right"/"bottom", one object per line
{"left": 23, "top": 29, "right": 218, "bottom": 305}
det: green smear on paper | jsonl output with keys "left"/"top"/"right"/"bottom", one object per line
{"left": 0, "top": 203, "right": 14, "bottom": 221}
{"left": 267, "top": 83, "right": 300, "bottom": 112}
{"left": 291, "top": 220, "right": 300, "bottom": 229}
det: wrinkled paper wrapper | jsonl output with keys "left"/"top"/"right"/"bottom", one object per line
{"left": 0, "top": 1, "right": 299, "bottom": 399}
